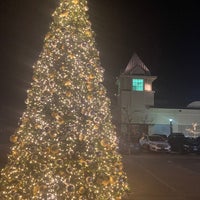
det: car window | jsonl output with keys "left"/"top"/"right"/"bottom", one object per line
{"left": 149, "top": 136, "right": 165, "bottom": 142}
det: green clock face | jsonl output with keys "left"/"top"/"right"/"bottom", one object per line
{"left": 132, "top": 79, "right": 144, "bottom": 91}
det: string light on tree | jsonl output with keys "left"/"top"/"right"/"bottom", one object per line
{"left": 0, "top": 0, "right": 128, "bottom": 199}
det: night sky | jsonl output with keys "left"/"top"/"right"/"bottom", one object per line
{"left": 0, "top": 0, "right": 200, "bottom": 142}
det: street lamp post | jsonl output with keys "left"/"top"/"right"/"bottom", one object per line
{"left": 169, "top": 119, "right": 173, "bottom": 134}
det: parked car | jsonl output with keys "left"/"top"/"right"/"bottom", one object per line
{"left": 123, "top": 134, "right": 141, "bottom": 154}
{"left": 118, "top": 136, "right": 141, "bottom": 155}
{"left": 130, "top": 142, "right": 141, "bottom": 154}
{"left": 139, "top": 134, "right": 171, "bottom": 152}
{"left": 151, "top": 133, "right": 168, "bottom": 140}
{"left": 168, "top": 133, "right": 200, "bottom": 154}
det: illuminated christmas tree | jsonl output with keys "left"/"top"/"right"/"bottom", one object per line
{"left": 0, "top": 0, "right": 128, "bottom": 199}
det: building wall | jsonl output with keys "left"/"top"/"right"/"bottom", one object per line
{"left": 119, "top": 75, "right": 156, "bottom": 110}
{"left": 147, "top": 108, "right": 200, "bottom": 136}
{"left": 118, "top": 106, "right": 200, "bottom": 137}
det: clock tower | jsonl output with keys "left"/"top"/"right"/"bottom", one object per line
{"left": 117, "top": 53, "right": 157, "bottom": 110}
{"left": 116, "top": 54, "right": 157, "bottom": 139}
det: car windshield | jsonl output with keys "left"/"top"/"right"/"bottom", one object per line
{"left": 149, "top": 136, "right": 165, "bottom": 142}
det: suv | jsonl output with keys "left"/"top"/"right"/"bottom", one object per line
{"left": 168, "top": 133, "right": 200, "bottom": 154}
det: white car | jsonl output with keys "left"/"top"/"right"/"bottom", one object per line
{"left": 139, "top": 135, "right": 171, "bottom": 152}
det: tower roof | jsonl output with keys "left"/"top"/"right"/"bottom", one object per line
{"left": 124, "top": 54, "right": 151, "bottom": 76}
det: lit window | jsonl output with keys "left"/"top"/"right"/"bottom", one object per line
{"left": 145, "top": 83, "right": 151, "bottom": 91}
{"left": 132, "top": 79, "right": 144, "bottom": 91}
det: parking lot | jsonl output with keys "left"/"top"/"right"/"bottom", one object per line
{"left": 122, "top": 153, "right": 200, "bottom": 200}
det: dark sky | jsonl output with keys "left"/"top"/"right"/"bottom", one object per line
{"left": 0, "top": 0, "right": 200, "bottom": 141}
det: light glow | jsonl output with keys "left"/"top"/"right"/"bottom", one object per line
{"left": 145, "top": 83, "right": 151, "bottom": 91}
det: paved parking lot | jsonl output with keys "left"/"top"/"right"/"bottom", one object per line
{"left": 122, "top": 153, "right": 200, "bottom": 200}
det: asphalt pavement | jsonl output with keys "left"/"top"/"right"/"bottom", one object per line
{"left": 122, "top": 153, "right": 200, "bottom": 200}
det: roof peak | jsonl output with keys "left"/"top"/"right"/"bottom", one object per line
{"left": 124, "top": 53, "right": 151, "bottom": 76}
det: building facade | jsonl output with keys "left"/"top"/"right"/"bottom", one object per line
{"left": 116, "top": 54, "right": 200, "bottom": 143}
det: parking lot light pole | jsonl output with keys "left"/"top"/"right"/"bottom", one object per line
{"left": 169, "top": 119, "right": 173, "bottom": 134}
